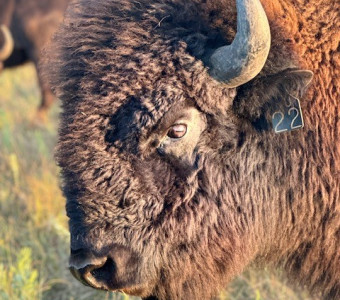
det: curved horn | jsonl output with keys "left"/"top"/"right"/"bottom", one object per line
{"left": 0, "top": 25, "right": 14, "bottom": 61}
{"left": 209, "top": 0, "right": 271, "bottom": 88}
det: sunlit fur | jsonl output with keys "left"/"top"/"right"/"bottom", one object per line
{"left": 46, "top": 0, "right": 339, "bottom": 299}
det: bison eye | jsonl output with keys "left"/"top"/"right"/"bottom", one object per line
{"left": 167, "top": 124, "right": 187, "bottom": 139}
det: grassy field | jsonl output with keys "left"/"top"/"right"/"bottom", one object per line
{"left": 0, "top": 64, "right": 318, "bottom": 300}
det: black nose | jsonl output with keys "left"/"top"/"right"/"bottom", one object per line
{"left": 69, "top": 248, "right": 109, "bottom": 289}
{"left": 69, "top": 245, "right": 142, "bottom": 292}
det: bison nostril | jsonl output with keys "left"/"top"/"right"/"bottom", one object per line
{"left": 69, "top": 244, "right": 142, "bottom": 292}
{"left": 69, "top": 258, "right": 110, "bottom": 290}
{"left": 69, "top": 248, "right": 110, "bottom": 289}
{"left": 69, "top": 259, "right": 111, "bottom": 289}
{"left": 88, "top": 257, "right": 116, "bottom": 287}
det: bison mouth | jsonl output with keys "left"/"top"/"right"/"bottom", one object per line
{"left": 68, "top": 245, "right": 147, "bottom": 296}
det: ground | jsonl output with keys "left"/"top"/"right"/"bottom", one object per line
{"left": 0, "top": 63, "right": 319, "bottom": 300}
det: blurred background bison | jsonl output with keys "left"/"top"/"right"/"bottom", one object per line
{"left": 45, "top": 0, "right": 339, "bottom": 299}
{"left": 0, "top": 0, "right": 69, "bottom": 120}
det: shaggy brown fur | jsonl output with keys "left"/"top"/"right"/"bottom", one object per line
{"left": 46, "top": 0, "right": 339, "bottom": 299}
{"left": 0, "top": 0, "right": 69, "bottom": 116}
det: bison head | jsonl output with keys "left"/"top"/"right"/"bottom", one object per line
{"left": 48, "top": 0, "right": 313, "bottom": 299}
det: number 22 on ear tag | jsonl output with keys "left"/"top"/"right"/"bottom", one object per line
{"left": 272, "top": 95, "right": 304, "bottom": 134}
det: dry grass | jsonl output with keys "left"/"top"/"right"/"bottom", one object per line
{"left": 0, "top": 64, "right": 318, "bottom": 300}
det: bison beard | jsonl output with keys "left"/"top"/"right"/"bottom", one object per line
{"left": 46, "top": 0, "right": 340, "bottom": 299}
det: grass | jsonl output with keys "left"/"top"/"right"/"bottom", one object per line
{"left": 0, "top": 63, "right": 319, "bottom": 300}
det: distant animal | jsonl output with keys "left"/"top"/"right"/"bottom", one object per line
{"left": 0, "top": 0, "right": 69, "bottom": 119}
{"left": 46, "top": 0, "right": 339, "bottom": 299}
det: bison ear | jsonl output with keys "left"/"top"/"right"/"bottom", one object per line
{"left": 233, "top": 68, "right": 313, "bottom": 127}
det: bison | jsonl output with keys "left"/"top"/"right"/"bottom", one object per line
{"left": 46, "top": 0, "right": 340, "bottom": 299}
{"left": 0, "top": 0, "right": 69, "bottom": 118}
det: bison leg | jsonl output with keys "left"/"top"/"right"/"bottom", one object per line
{"left": 37, "top": 85, "right": 55, "bottom": 115}
{"left": 34, "top": 62, "right": 56, "bottom": 122}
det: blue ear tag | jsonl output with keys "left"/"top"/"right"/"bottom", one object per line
{"left": 271, "top": 94, "right": 304, "bottom": 134}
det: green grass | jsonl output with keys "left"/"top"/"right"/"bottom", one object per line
{"left": 0, "top": 64, "right": 318, "bottom": 300}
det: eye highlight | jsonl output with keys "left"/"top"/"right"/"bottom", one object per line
{"left": 167, "top": 124, "right": 187, "bottom": 139}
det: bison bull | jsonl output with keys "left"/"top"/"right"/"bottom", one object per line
{"left": 0, "top": 0, "right": 69, "bottom": 118}
{"left": 46, "top": 0, "right": 340, "bottom": 299}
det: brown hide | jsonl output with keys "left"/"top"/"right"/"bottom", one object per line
{"left": 0, "top": 0, "right": 15, "bottom": 26}
{"left": 259, "top": 0, "right": 340, "bottom": 296}
{"left": 0, "top": 0, "right": 70, "bottom": 116}
{"left": 46, "top": 0, "right": 339, "bottom": 299}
